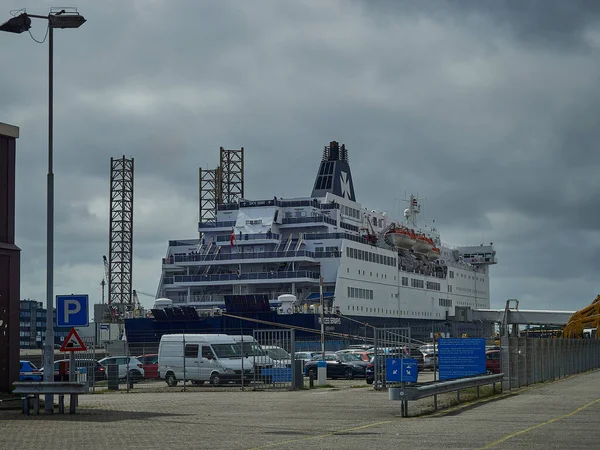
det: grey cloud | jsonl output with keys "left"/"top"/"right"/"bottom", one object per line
{"left": 2, "top": 0, "right": 600, "bottom": 310}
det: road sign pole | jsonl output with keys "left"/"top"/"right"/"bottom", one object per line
{"left": 69, "top": 351, "right": 75, "bottom": 382}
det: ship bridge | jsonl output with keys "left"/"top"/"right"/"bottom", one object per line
{"left": 455, "top": 244, "right": 498, "bottom": 266}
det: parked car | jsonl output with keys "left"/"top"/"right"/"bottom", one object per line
{"left": 261, "top": 346, "right": 292, "bottom": 368}
{"left": 304, "top": 353, "right": 369, "bottom": 380}
{"left": 486, "top": 350, "right": 501, "bottom": 374}
{"left": 294, "top": 351, "right": 318, "bottom": 363}
{"left": 98, "top": 356, "right": 145, "bottom": 381}
{"left": 405, "top": 347, "right": 425, "bottom": 370}
{"left": 19, "top": 360, "right": 42, "bottom": 382}
{"left": 335, "top": 349, "right": 372, "bottom": 362}
{"left": 137, "top": 354, "right": 159, "bottom": 379}
{"left": 39, "top": 359, "right": 107, "bottom": 382}
{"left": 419, "top": 345, "right": 438, "bottom": 371}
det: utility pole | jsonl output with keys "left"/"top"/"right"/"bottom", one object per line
{"left": 320, "top": 275, "right": 325, "bottom": 360}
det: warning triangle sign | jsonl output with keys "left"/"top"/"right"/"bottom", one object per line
{"left": 60, "top": 328, "right": 87, "bottom": 352}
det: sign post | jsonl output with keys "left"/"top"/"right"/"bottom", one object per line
{"left": 58, "top": 327, "right": 86, "bottom": 412}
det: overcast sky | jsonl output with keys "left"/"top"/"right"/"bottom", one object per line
{"left": 2, "top": 0, "right": 599, "bottom": 314}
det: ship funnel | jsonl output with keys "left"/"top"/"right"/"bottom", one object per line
{"left": 311, "top": 141, "right": 356, "bottom": 201}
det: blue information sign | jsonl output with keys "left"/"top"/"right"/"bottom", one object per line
{"left": 386, "top": 358, "right": 418, "bottom": 383}
{"left": 438, "top": 338, "right": 485, "bottom": 380}
{"left": 56, "top": 294, "right": 89, "bottom": 327}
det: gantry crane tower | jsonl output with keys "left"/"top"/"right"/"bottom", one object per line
{"left": 108, "top": 156, "right": 134, "bottom": 322}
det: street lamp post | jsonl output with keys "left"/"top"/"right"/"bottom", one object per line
{"left": 1, "top": 9, "right": 85, "bottom": 413}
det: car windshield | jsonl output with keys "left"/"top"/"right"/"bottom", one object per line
{"left": 339, "top": 353, "right": 361, "bottom": 362}
{"left": 266, "top": 348, "right": 290, "bottom": 360}
{"left": 211, "top": 344, "right": 241, "bottom": 358}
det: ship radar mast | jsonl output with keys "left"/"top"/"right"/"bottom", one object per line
{"left": 403, "top": 194, "right": 424, "bottom": 228}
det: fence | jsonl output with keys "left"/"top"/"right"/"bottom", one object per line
{"left": 373, "top": 327, "right": 412, "bottom": 390}
{"left": 501, "top": 336, "right": 600, "bottom": 390}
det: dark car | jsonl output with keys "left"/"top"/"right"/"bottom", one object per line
{"left": 405, "top": 347, "right": 425, "bottom": 370}
{"left": 19, "top": 360, "right": 42, "bottom": 382}
{"left": 486, "top": 350, "right": 501, "bottom": 374}
{"left": 41, "top": 359, "right": 106, "bottom": 382}
{"left": 304, "top": 353, "right": 369, "bottom": 380}
{"left": 137, "top": 354, "right": 159, "bottom": 379}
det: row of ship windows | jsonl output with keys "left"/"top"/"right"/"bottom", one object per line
{"left": 346, "top": 246, "right": 397, "bottom": 267}
{"left": 340, "top": 204, "right": 361, "bottom": 220}
{"left": 401, "top": 276, "right": 442, "bottom": 292}
{"left": 449, "top": 271, "right": 485, "bottom": 282}
{"left": 351, "top": 268, "right": 390, "bottom": 279}
{"left": 346, "top": 304, "right": 442, "bottom": 317}
{"left": 347, "top": 287, "right": 374, "bottom": 300}
{"left": 455, "top": 287, "right": 487, "bottom": 295}
{"left": 439, "top": 298, "right": 452, "bottom": 307}
{"left": 456, "top": 301, "right": 484, "bottom": 307}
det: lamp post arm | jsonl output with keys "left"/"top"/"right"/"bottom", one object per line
{"left": 26, "top": 14, "right": 50, "bottom": 20}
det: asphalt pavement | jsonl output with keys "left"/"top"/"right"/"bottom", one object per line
{"left": 1, "top": 370, "right": 599, "bottom": 449}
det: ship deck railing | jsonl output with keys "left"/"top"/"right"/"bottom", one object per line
{"left": 216, "top": 232, "right": 280, "bottom": 242}
{"left": 165, "top": 270, "right": 321, "bottom": 284}
{"left": 216, "top": 199, "right": 340, "bottom": 211}
{"left": 164, "top": 250, "right": 343, "bottom": 265}
{"left": 197, "top": 220, "right": 236, "bottom": 229}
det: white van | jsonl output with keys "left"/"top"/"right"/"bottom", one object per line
{"left": 158, "top": 334, "right": 253, "bottom": 386}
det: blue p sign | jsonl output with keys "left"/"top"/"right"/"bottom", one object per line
{"left": 56, "top": 294, "right": 89, "bottom": 327}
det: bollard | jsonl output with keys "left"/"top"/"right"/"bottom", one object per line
{"left": 317, "top": 360, "right": 327, "bottom": 386}
{"left": 309, "top": 371, "right": 314, "bottom": 388}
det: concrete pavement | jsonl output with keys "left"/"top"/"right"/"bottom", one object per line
{"left": 1, "top": 370, "right": 599, "bottom": 449}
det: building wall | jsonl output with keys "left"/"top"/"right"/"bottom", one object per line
{"left": 0, "top": 122, "right": 20, "bottom": 392}
{"left": 19, "top": 300, "right": 71, "bottom": 349}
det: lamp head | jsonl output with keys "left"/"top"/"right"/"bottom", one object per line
{"left": 0, "top": 13, "right": 32, "bottom": 34}
{"left": 49, "top": 13, "right": 86, "bottom": 29}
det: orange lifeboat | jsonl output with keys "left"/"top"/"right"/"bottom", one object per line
{"left": 412, "top": 234, "right": 434, "bottom": 254}
{"left": 384, "top": 226, "right": 416, "bottom": 249}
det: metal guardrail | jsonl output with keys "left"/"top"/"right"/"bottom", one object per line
{"left": 389, "top": 373, "right": 504, "bottom": 417}
{"left": 12, "top": 381, "right": 89, "bottom": 415}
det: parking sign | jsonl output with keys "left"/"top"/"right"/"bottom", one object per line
{"left": 56, "top": 294, "right": 89, "bottom": 327}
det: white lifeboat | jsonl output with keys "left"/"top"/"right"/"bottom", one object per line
{"left": 384, "top": 226, "right": 416, "bottom": 249}
{"left": 426, "top": 247, "right": 441, "bottom": 261}
{"left": 412, "top": 234, "right": 434, "bottom": 254}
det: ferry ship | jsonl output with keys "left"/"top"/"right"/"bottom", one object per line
{"left": 124, "top": 141, "right": 497, "bottom": 346}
